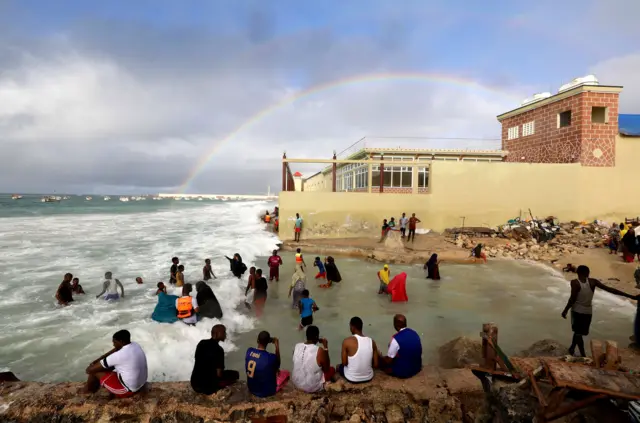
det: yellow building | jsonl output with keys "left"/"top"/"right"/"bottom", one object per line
{"left": 279, "top": 78, "right": 640, "bottom": 240}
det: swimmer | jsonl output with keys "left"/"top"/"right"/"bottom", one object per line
{"left": 135, "top": 277, "right": 143, "bottom": 284}
{"left": 56, "top": 273, "right": 74, "bottom": 306}
{"left": 71, "top": 277, "right": 85, "bottom": 294}
{"left": 169, "top": 257, "right": 179, "bottom": 285}
{"left": 156, "top": 282, "right": 167, "bottom": 295}
{"left": 96, "top": 272, "right": 125, "bottom": 300}
{"left": 203, "top": 259, "right": 217, "bottom": 281}
{"left": 245, "top": 267, "right": 256, "bottom": 310}
{"left": 176, "top": 265, "right": 185, "bottom": 287}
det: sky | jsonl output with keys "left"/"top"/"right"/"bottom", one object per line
{"left": 1, "top": 0, "right": 639, "bottom": 194}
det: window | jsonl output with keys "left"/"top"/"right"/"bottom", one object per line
{"left": 558, "top": 110, "right": 572, "bottom": 128}
{"left": 355, "top": 166, "right": 368, "bottom": 189}
{"left": 507, "top": 126, "right": 519, "bottom": 140}
{"left": 522, "top": 121, "right": 535, "bottom": 137}
{"left": 591, "top": 107, "right": 608, "bottom": 124}
{"left": 418, "top": 167, "right": 429, "bottom": 188}
{"left": 371, "top": 165, "right": 413, "bottom": 188}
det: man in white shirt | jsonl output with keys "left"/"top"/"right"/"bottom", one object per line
{"left": 84, "top": 330, "right": 148, "bottom": 398}
{"left": 399, "top": 213, "right": 409, "bottom": 238}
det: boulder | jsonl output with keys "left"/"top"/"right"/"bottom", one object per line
{"left": 438, "top": 337, "right": 483, "bottom": 369}
{"left": 383, "top": 230, "right": 405, "bottom": 251}
{"left": 518, "top": 339, "right": 568, "bottom": 358}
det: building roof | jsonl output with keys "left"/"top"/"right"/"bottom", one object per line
{"left": 619, "top": 114, "right": 640, "bottom": 137}
{"left": 293, "top": 171, "right": 302, "bottom": 177}
{"left": 360, "top": 147, "right": 505, "bottom": 156}
{"left": 496, "top": 84, "right": 624, "bottom": 121}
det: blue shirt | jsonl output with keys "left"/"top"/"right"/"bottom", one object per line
{"left": 300, "top": 298, "right": 315, "bottom": 318}
{"left": 295, "top": 217, "right": 303, "bottom": 228}
{"left": 245, "top": 347, "right": 278, "bottom": 397}
{"left": 315, "top": 261, "right": 325, "bottom": 273}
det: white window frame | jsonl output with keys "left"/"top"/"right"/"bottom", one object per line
{"left": 522, "top": 121, "right": 535, "bottom": 137}
{"left": 507, "top": 126, "right": 519, "bottom": 140}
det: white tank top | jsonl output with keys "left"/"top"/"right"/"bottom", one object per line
{"left": 572, "top": 279, "right": 594, "bottom": 314}
{"left": 105, "top": 279, "right": 118, "bottom": 295}
{"left": 344, "top": 335, "right": 374, "bottom": 382}
{"left": 291, "top": 343, "right": 324, "bottom": 393}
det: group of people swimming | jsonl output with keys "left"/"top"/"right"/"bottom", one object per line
{"left": 56, "top": 272, "right": 134, "bottom": 306}
{"left": 85, "top": 313, "right": 423, "bottom": 400}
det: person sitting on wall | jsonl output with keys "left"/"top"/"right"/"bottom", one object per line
{"left": 291, "top": 325, "right": 336, "bottom": 393}
{"left": 338, "top": 317, "right": 378, "bottom": 384}
{"left": 245, "top": 331, "right": 290, "bottom": 397}
{"left": 379, "top": 315, "right": 422, "bottom": 379}
{"left": 191, "top": 324, "right": 239, "bottom": 395}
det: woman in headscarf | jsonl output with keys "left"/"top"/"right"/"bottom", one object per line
{"left": 608, "top": 223, "right": 621, "bottom": 254}
{"left": 151, "top": 282, "right": 180, "bottom": 323}
{"left": 323, "top": 256, "right": 342, "bottom": 288}
{"left": 622, "top": 229, "right": 637, "bottom": 263}
{"left": 195, "top": 281, "right": 223, "bottom": 319}
{"left": 424, "top": 254, "right": 441, "bottom": 280}
{"left": 288, "top": 267, "right": 307, "bottom": 309}
{"left": 225, "top": 253, "right": 247, "bottom": 279}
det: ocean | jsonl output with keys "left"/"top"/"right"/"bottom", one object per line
{"left": 0, "top": 194, "right": 635, "bottom": 384}
{"left": 0, "top": 194, "right": 279, "bottom": 382}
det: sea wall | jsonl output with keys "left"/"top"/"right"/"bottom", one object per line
{"left": 0, "top": 367, "right": 482, "bottom": 423}
{"left": 278, "top": 135, "right": 640, "bottom": 240}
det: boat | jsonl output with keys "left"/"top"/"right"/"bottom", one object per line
{"left": 119, "top": 196, "right": 130, "bottom": 202}
{"left": 85, "top": 196, "right": 92, "bottom": 201}
{"left": 41, "top": 196, "right": 60, "bottom": 203}
{"left": 11, "top": 194, "right": 22, "bottom": 200}
{"left": 62, "top": 196, "right": 70, "bottom": 200}
{"left": 104, "top": 196, "right": 111, "bottom": 201}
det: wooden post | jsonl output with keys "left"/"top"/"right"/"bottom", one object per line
{"left": 604, "top": 340, "right": 620, "bottom": 370}
{"left": 332, "top": 152, "right": 337, "bottom": 192}
{"left": 590, "top": 339, "right": 604, "bottom": 367}
{"left": 481, "top": 323, "right": 498, "bottom": 370}
{"left": 282, "top": 153, "right": 287, "bottom": 191}
{"left": 379, "top": 155, "right": 384, "bottom": 193}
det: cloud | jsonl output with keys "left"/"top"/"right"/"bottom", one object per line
{"left": 0, "top": 3, "right": 590, "bottom": 194}
{"left": 591, "top": 54, "right": 640, "bottom": 112}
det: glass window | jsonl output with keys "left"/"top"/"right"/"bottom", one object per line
{"left": 392, "top": 171, "right": 401, "bottom": 187}
{"left": 372, "top": 171, "right": 380, "bottom": 187}
{"left": 383, "top": 171, "right": 392, "bottom": 187}
{"left": 401, "top": 171, "right": 412, "bottom": 187}
{"left": 418, "top": 167, "right": 429, "bottom": 188}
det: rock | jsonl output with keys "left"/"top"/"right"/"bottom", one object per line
{"left": 383, "top": 231, "right": 406, "bottom": 252}
{"left": 385, "top": 404, "right": 404, "bottom": 423}
{"left": 426, "top": 396, "right": 464, "bottom": 423}
{"left": 349, "top": 414, "right": 362, "bottom": 423}
{"left": 438, "top": 337, "right": 483, "bottom": 369}
{"left": 518, "top": 339, "right": 568, "bottom": 358}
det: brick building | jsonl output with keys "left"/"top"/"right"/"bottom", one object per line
{"left": 497, "top": 78, "right": 623, "bottom": 167}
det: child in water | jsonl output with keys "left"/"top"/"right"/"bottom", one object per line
{"left": 298, "top": 289, "right": 319, "bottom": 330}
{"left": 176, "top": 265, "right": 185, "bottom": 287}
{"left": 313, "top": 257, "right": 326, "bottom": 281}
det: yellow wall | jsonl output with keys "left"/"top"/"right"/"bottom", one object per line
{"left": 303, "top": 170, "right": 333, "bottom": 192}
{"left": 279, "top": 135, "right": 640, "bottom": 240}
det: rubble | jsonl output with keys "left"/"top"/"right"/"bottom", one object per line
{"left": 445, "top": 217, "right": 614, "bottom": 264}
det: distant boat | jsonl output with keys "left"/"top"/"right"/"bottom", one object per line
{"left": 85, "top": 196, "right": 92, "bottom": 201}
{"left": 104, "top": 196, "right": 111, "bottom": 201}
{"left": 119, "top": 196, "right": 130, "bottom": 202}
{"left": 174, "top": 197, "right": 181, "bottom": 201}
{"left": 11, "top": 194, "right": 22, "bottom": 200}
{"left": 41, "top": 196, "right": 60, "bottom": 203}
{"left": 62, "top": 196, "right": 70, "bottom": 200}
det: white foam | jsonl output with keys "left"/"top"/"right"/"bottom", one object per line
{"left": 0, "top": 201, "right": 278, "bottom": 382}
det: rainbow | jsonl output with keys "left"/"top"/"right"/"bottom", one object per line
{"left": 178, "top": 71, "right": 520, "bottom": 193}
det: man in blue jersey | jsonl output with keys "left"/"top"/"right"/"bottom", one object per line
{"left": 245, "top": 331, "right": 290, "bottom": 397}
{"left": 379, "top": 314, "right": 422, "bottom": 379}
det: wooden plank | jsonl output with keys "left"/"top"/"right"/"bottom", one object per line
{"left": 605, "top": 341, "right": 620, "bottom": 370}
{"left": 590, "top": 339, "right": 603, "bottom": 367}
{"left": 544, "top": 359, "right": 640, "bottom": 400}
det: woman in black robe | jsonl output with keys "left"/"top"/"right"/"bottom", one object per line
{"left": 195, "top": 281, "right": 223, "bottom": 319}
{"left": 224, "top": 253, "right": 247, "bottom": 279}
{"left": 424, "top": 254, "right": 441, "bottom": 280}
{"left": 324, "top": 256, "right": 342, "bottom": 287}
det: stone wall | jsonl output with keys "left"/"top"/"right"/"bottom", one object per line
{"left": 500, "top": 89, "right": 619, "bottom": 167}
{"left": 0, "top": 367, "right": 483, "bottom": 423}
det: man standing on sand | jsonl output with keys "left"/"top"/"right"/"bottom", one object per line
{"left": 562, "top": 265, "right": 637, "bottom": 357}
{"left": 268, "top": 250, "right": 283, "bottom": 282}
{"left": 407, "top": 213, "right": 421, "bottom": 243}
{"left": 338, "top": 316, "right": 378, "bottom": 383}
{"left": 294, "top": 213, "right": 303, "bottom": 242}
{"left": 399, "top": 213, "right": 409, "bottom": 238}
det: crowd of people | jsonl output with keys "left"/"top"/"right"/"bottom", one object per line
{"left": 85, "top": 313, "right": 423, "bottom": 399}
{"left": 380, "top": 213, "right": 421, "bottom": 242}
{"left": 607, "top": 221, "right": 640, "bottom": 264}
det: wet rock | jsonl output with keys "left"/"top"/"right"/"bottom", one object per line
{"left": 518, "top": 339, "right": 568, "bottom": 358}
{"left": 438, "top": 337, "right": 483, "bottom": 369}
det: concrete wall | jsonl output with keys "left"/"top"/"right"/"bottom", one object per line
{"left": 278, "top": 135, "right": 640, "bottom": 240}
{"left": 303, "top": 170, "right": 332, "bottom": 192}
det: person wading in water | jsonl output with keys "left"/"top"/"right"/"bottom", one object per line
{"left": 561, "top": 265, "right": 637, "bottom": 357}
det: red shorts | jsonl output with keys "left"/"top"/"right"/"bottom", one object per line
{"left": 295, "top": 227, "right": 301, "bottom": 233}
{"left": 100, "top": 372, "right": 134, "bottom": 398}
{"left": 315, "top": 272, "right": 326, "bottom": 279}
